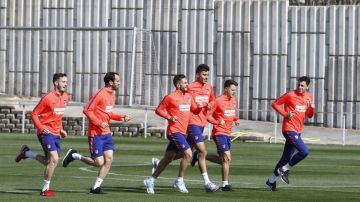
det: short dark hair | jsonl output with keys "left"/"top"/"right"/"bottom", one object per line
{"left": 224, "top": 79, "right": 238, "bottom": 88}
{"left": 104, "top": 72, "right": 119, "bottom": 85}
{"left": 53, "top": 73, "right": 67, "bottom": 84}
{"left": 173, "top": 74, "right": 186, "bottom": 87}
{"left": 196, "top": 64, "right": 210, "bottom": 74}
{"left": 298, "top": 76, "right": 310, "bottom": 85}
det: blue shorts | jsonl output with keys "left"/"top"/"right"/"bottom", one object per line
{"left": 37, "top": 134, "right": 61, "bottom": 157}
{"left": 166, "top": 133, "right": 190, "bottom": 152}
{"left": 187, "top": 125, "right": 204, "bottom": 144}
{"left": 88, "top": 134, "right": 114, "bottom": 158}
{"left": 213, "top": 135, "right": 231, "bottom": 154}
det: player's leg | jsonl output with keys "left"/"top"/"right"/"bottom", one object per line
{"left": 278, "top": 131, "right": 309, "bottom": 184}
{"left": 218, "top": 136, "right": 233, "bottom": 191}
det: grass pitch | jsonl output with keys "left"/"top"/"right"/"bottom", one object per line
{"left": 1, "top": 133, "right": 359, "bottom": 202}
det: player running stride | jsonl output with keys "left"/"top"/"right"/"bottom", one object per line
{"left": 204, "top": 79, "right": 239, "bottom": 192}
{"left": 266, "top": 76, "right": 315, "bottom": 191}
{"left": 144, "top": 74, "right": 203, "bottom": 194}
{"left": 15, "top": 73, "right": 70, "bottom": 197}
{"left": 62, "top": 72, "right": 130, "bottom": 194}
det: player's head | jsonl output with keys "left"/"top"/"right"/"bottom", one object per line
{"left": 53, "top": 73, "right": 67, "bottom": 93}
{"left": 297, "top": 76, "right": 310, "bottom": 93}
{"left": 173, "top": 74, "right": 188, "bottom": 92}
{"left": 195, "top": 64, "right": 210, "bottom": 84}
{"left": 224, "top": 79, "right": 238, "bottom": 98}
{"left": 104, "top": 72, "right": 120, "bottom": 90}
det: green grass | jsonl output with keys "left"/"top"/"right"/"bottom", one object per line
{"left": 1, "top": 134, "right": 360, "bottom": 202}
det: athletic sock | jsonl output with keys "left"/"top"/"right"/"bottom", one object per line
{"left": 25, "top": 150, "right": 37, "bottom": 159}
{"left": 92, "top": 177, "right": 103, "bottom": 190}
{"left": 268, "top": 174, "right": 278, "bottom": 183}
{"left": 202, "top": 172, "right": 210, "bottom": 184}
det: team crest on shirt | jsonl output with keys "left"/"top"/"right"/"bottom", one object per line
{"left": 64, "top": 99, "right": 68, "bottom": 106}
{"left": 204, "top": 89, "right": 210, "bottom": 94}
{"left": 186, "top": 97, "right": 191, "bottom": 104}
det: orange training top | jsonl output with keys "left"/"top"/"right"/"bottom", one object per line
{"left": 207, "top": 93, "right": 238, "bottom": 136}
{"left": 272, "top": 90, "right": 314, "bottom": 134}
{"left": 83, "top": 87, "right": 124, "bottom": 137}
{"left": 188, "top": 81, "right": 215, "bottom": 127}
{"left": 31, "top": 89, "right": 70, "bottom": 136}
{"left": 155, "top": 89, "right": 201, "bottom": 135}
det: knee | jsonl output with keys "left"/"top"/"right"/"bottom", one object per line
{"left": 183, "top": 151, "right": 192, "bottom": 161}
{"left": 198, "top": 149, "right": 207, "bottom": 159}
{"left": 48, "top": 157, "right": 58, "bottom": 166}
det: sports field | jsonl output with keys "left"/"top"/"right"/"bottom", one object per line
{"left": 1, "top": 134, "right": 359, "bottom": 202}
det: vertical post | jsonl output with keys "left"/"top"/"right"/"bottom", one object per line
{"left": 129, "top": 27, "right": 137, "bottom": 107}
{"left": 21, "top": 104, "right": 25, "bottom": 134}
{"left": 274, "top": 112, "right": 277, "bottom": 144}
{"left": 342, "top": 114, "right": 346, "bottom": 146}
{"left": 144, "top": 107, "right": 148, "bottom": 138}
{"left": 164, "top": 119, "right": 167, "bottom": 139}
{"left": 82, "top": 115, "right": 85, "bottom": 136}
{"left": 208, "top": 123, "right": 211, "bottom": 141}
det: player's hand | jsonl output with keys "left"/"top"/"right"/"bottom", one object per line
{"left": 234, "top": 120, "right": 240, "bottom": 126}
{"left": 219, "top": 119, "right": 225, "bottom": 126}
{"left": 197, "top": 102, "right": 203, "bottom": 108}
{"left": 60, "top": 129, "right": 67, "bottom": 138}
{"left": 123, "top": 115, "right": 131, "bottom": 122}
{"left": 169, "top": 116, "right": 178, "bottom": 122}
{"left": 310, "top": 103, "right": 315, "bottom": 109}
{"left": 207, "top": 103, "right": 213, "bottom": 111}
{"left": 101, "top": 122, "right": 109, "bottom": 129}
{"left": 285, "top": 112, "right": 294, "bottom": 119}
{"left": 42, "top": 129, "right": 50, "bottom": 135}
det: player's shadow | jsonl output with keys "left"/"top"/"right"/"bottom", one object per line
{"left": 102, "top": 185, "right": 172, "bottom": 194}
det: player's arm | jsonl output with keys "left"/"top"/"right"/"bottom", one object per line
{"left": 233, "top": 113, "right": 239, "bottom": 126}
{"left": 83, "top": 94, "right": 104, "bottom": 127}
{"left": 31, "top": 96, "right": 49, "bottom": 133}
{"left": 60, "top": 94, "right": 71, "bottom": 138}
{"left": 155, "top": 96, "right": 173, "bottom": 120}
{"left": 272, "top": 93, "right": 289, "bottom": 118}
{"left": 207, "top": 88, "right": 216, "bottom": 110}
{"left": 109, "top": 112, "right": 130, "bottom": 122}
{"left": 306, "top": 96, "right": 315, "bottom": 118}
{"left": 207, "top": 102, "right": 224, "bottom": 125}
{"left": 190, "top": 96, "right": 202, "bottom": 115}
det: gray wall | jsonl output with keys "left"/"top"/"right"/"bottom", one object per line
{"left": 0, "top": 0, "right": 359, "bottom": 129}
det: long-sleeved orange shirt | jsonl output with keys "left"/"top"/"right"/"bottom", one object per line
{"left": 83, "top": 87, "right": 124, "bottom": 137}
{"left": 272, "top": 90, "right": 314, "bottom": 134}
{"left": 31, "top": 89, "right": 70, "bottom": 136}
{"left": 207, "top": 93, "right": 238, "bottom": 136}
{"left": 188, "top": 81, "right": 215, "bottom": 127}
{"left": 156, "top": 90, "right": 201, "bottom": 135}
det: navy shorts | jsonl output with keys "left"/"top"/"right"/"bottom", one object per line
{"left": 187, "top": 125, "right": 205, "bottom": 144}
{"left": 88, "top": 134, "right": 114, "bottom": 158}
{"left": 37, "top": 134, "right": 61, "bottom": 157}
{"left": 213, "top": 135, "right": 231, "bottom": 154}
{"left": 166, "top": 133, "right": 190, "bottom": 152}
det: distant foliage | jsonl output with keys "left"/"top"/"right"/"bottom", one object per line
{"left": 290, "top": 0, "right": 360, "bottom": 5}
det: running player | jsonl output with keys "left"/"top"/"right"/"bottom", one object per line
{"left": 15, "top": 73, "right": 70, "bottom": 197}
{"left": 265, "top": 76, "right": 315, "bottom": 191}
{"left": 151, "top": 64, "right": 218, "bottom": 192}
{"left": 144, "top": 74, "right": 203, "bottom": 194}
{"left": 204, "top": 79, "right": 239, "bottom": 191}
{"left": 62, "top": 72, "right": 130, "bottom": 194}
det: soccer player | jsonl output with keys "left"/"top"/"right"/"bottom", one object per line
{"left": 15, "top": 73, "right": 70, "bottom": 197}
{"left": 205, "top": 79, "right": 239, "bottom": 191}
{"left": 144, "top": 74, "right": 203, "bottom": 194}
{"left": 151, "top": 64, "right": 218, "bottom": 192}
{"left": 62, "top": 72, "right": 130, "bottom": 194}
{"left": 265, "top": 76, "right": 315, "bottom": 191}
